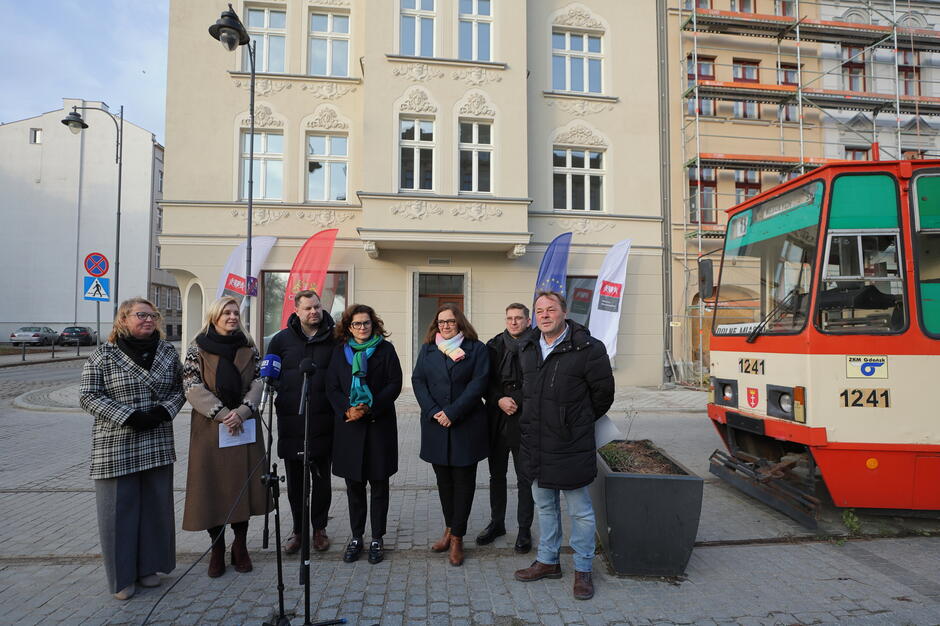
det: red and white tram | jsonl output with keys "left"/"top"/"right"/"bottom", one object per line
{"left": 703, "top": 159, "right": 940, "bottom": 527}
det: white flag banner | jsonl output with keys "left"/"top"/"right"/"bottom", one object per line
{"left": 588, "top": 239, "right": 632, "bottom": 363}
{"left": 216, "top": 236, "right": 278, "bottom": 301}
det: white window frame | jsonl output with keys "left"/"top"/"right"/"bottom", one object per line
{"left": 306, "top": 133, "right": 349, "bottom": 202}
{"left": 307, "top": 11, "right": 350, "bottom": 77}
{"left": 551, "top": 30, "right": 604, "bottom": 94}
{"left": 458, "top": 0, "right": 492, "bottom": 62}
{"left": 400, "top": 0, "right": 436, "bottom": 58}
{"left": 29, "top": 128, "right": 42, "bottom": 144}
{"left": 399, "top": 117, "right": 435, "bottom": 192}
{"left": 244, "top": 6, "right": 286, "bottom": 73}
{"left": 240, "top": 130, "right": 284, "bottom": 200}
{"left": 552, "top": 145, "right": 605, "bottom": 211}
{"left": 458, "top": 120, "right": 493, "bottom": 194}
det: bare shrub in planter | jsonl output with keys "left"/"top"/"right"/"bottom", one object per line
{"left": 591, "top": 439, "right": 704, "bottom": 576}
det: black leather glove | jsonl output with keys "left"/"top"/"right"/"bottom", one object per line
{"left": 149, "top": 405, "right": 172, "bottom": 422}
{"left": 125, "top": 410, "right": 164, "bottom": 431}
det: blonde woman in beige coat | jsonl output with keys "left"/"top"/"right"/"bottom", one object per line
{"left": 182, "top": 296, "right": 269, "bottom": 578}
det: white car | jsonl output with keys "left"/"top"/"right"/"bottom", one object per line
{"left": 10, "top": 326, "right": 59, "bottom": 346}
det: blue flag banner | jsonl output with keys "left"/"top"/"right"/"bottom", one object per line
{"left": 533, "top": 232, "right": 573, "bottom": 323}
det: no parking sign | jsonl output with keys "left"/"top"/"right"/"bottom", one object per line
{"left": 84, "top": 252, "right": 109, "bottom": 277}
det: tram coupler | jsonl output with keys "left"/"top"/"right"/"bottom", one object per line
{"left": 709, "top": 449, "right": 820, "bottom": 529}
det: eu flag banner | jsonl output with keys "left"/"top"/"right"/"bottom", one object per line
{"left": 533, "top": 232, "right": 572, "bottom": 321}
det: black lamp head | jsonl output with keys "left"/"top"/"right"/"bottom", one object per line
{"left": 209, "top": 3, "right": 249, "bottom": 51}
{"left": 61, "top": 110, "right": 88, "bottom": 134}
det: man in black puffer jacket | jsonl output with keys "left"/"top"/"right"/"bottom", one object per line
{"left": 513, "top": 290, "right": 614, "bottom": 601}
{"left": 266, "top": 290, "right": 336, "bottom": 555}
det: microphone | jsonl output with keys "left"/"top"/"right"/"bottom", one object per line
{"left": 259, "top": 354, "right": 282, "bottom": 409}
{"left": 297, "top": 358, "right": 317, "bottom": 416}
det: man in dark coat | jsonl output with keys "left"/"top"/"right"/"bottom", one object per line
{"left": 266, "top": 290, "right": 336, "bottom": 554}
{"left": 476, "top": 303, "right": 535, "bottom": 553}
{"left": 514, "top": 290, "right": 614, "bottom": 601}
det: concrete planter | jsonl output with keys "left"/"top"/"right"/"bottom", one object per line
{"left": 590, "top": 441, "right": 704, "bottom": 576}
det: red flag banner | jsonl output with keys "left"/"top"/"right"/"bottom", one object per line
{"left": 279, "top": 229, "right": 339, "bottom": 329}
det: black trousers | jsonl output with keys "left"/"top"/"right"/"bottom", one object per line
{"left": 487, "top": 441, "right": 534, "bottom": 529}
{"left": 285, "top": 455, "right": 331, "bottom": 534}
{"left": 345, "top": 478, "right": 390, "bottom": 540}
{"left": 432, "top": 463, "right": 477, "bottom": 537}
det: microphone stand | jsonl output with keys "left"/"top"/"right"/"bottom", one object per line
{"left": 293, "top": 361, "right": 346, "bottom": 626}
{"left": 297, "top": 361, "right": 315, "bottom": 626}
{"left": 260, "top": 387, "right": 290, "bottom": 626}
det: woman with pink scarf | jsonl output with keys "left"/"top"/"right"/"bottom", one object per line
{"left": 412, "top": 303, "right": 490, "bottom": 567}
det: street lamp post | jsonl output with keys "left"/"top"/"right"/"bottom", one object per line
{"left": 62, "top": 104, "right": 124, "bottom": 318}
{"left": 210, "top": 3, "right": 256, "bottom": 332}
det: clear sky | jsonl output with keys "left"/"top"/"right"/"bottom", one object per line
{"left": 0, "top": 1, "right": 169, "bottom": 143}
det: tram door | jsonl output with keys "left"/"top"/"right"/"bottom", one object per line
{"left": 413, "top": 273, "right": 465, "bottom": 363}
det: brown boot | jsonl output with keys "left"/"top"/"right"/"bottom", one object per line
{"left": 207, "top": 539, "right": 226, "bottom": 578}
{"left": 448, "top": 535, "right": 464, "bottom": 566}
{"left": 313, "top": 528, "right": 330, "bottom": 552}
{"left": 431, "top": 527, "right": 452, "bottom": 552}
{"left": 231, "top": 525, "right": 253, "bottom": 573}
{"left": 573, "top": 571, "right": 594, "bottom": 600}
{"left": 514, "top": 560, "right": 562, "bottom": 582}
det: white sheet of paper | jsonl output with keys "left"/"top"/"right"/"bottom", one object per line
{"left": 219, "top": 418, "right": 256, "bottom": 448}
{"left": 594, "top": 414, "right": 623, "bottom": 449}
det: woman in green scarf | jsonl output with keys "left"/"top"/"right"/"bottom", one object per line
{"left": 326, "top": 304, "right": 402, "bottom": 565}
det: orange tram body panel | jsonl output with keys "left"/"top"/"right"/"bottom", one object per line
{"left": 703, "top": 159, "right": 940, "bottom": 525}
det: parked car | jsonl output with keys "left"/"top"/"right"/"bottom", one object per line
{"left": 10, "top": 327, "right": 59, "bottom": 346}
{"left": 58, "top": 326, "right": 98, "bottom": 346}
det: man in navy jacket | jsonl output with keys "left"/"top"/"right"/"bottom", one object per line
{"left": 266, "top": 290, "right": 335, "bottom": 555}
{"left": 514, "top": 290, "right": 614, "bottom": 601}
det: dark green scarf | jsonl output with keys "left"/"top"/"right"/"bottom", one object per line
{"left": 345, "top": 335, "right": 383, "bottom": 407}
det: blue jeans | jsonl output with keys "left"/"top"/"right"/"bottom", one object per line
{"left": 531, "top": 480, "right": 596, "bottom": 573}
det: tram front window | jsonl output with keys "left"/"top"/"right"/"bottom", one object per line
{"left": 817, "top": 232, "right": 905, "bottom": 333}
{"left": 713, "top": 181, "right": 823, "bottom": 336}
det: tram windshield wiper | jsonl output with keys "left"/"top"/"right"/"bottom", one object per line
{"left": 745, "top": 287, "right": 801, "bottom": 344}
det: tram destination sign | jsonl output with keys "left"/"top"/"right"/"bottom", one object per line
{"left": 754, "top": 186, "right": 818, "bottom": 223}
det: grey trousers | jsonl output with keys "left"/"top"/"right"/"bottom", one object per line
{"left": 94, "top": 464, "right": 176, "bottom": 593}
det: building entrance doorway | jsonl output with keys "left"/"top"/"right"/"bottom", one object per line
{"left": 414, "top": 273, "right": 465, "bottom": 362}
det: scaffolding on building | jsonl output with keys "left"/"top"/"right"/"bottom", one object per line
{"left": 672, "top": 0, "right": 940, "bottom": 387}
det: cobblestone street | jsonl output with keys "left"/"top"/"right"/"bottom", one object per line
{"left": 0, "top": 361, "right": 938, "bottom": 625}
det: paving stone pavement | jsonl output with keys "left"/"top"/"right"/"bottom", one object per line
{"left": 1, "top": 376, "right": 939, "bottom": 625}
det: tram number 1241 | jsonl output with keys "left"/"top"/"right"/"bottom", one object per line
{"left": 839, "top": 388, "right": 891, "bottom": 408}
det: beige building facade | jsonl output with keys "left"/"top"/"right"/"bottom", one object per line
{"left": 162, "top": 0, "right": 671, "bottom": 385}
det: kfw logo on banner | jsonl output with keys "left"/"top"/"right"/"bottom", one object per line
{"left": 597, "top": 280, "right": 623, "bottom": 312}
{"left": 223, "top": 273, "right": 258, "bottom": 298}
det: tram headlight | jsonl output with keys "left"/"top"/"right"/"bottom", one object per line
{"left": 767, "top": 384, "right": 804, "bottom": 422}
{"left": 713, "top": 378, "right": 738, "bottom": 408}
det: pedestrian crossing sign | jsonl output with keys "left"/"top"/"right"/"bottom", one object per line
{"left": 83, "top": 276, "right": 110, "bottom": 302}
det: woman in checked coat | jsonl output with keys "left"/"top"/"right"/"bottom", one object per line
{"left": 80, "top": 297, "right": 186, "bottom": 600}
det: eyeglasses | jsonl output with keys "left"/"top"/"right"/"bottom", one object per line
{"left": 437, "top": 319, "right": 458, "bottom": 327}
{"left": 350, "top": 321, "right": 372, "bottom": 329}
{"left": 132, "top": 312, "right": 161, "bottom": 321}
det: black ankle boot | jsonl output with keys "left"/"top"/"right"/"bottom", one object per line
{"left": 475, "top": 520, "right": 506, "bottom": 545}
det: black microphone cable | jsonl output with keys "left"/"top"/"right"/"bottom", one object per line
{"left": 141, "top": 413, "right": 275, "bottom": 625}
